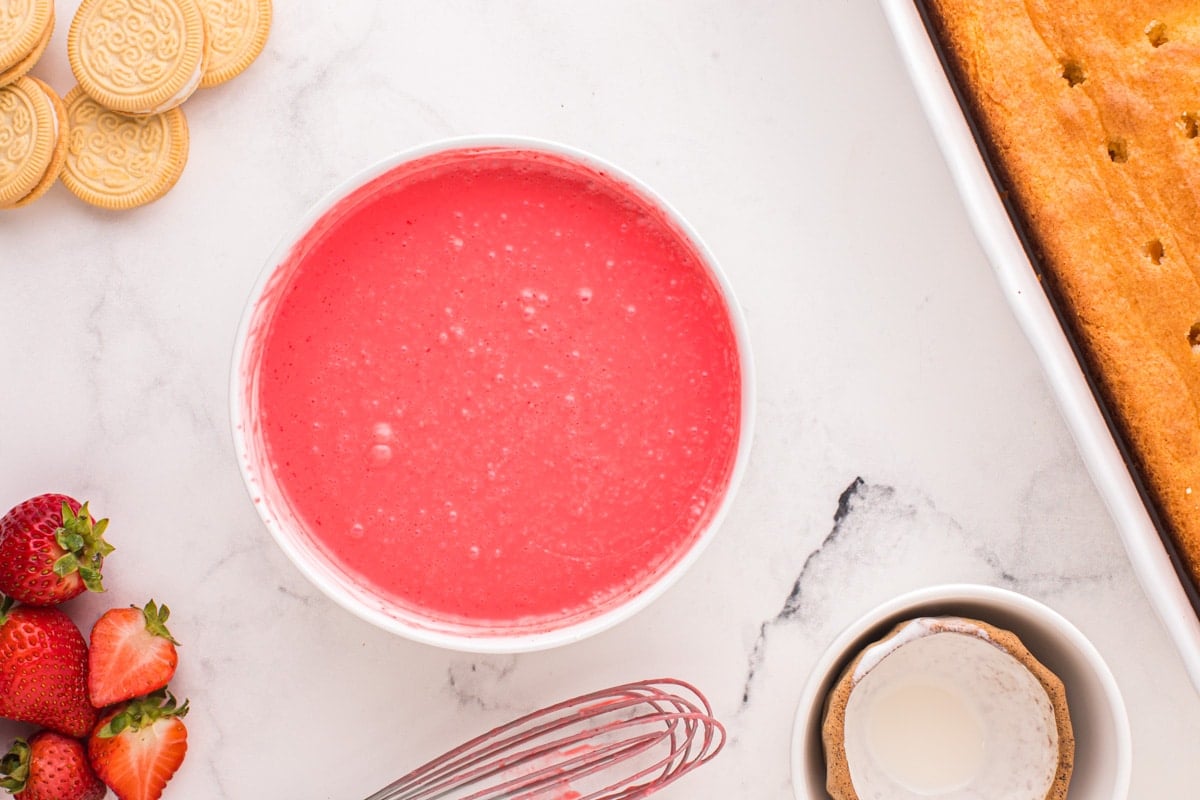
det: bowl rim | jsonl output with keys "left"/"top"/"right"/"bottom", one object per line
{"left": 228, "top": 134, "right": 757, "bottom": 653}
{"left": 789, "top": 583, "right": 1132, "bottom": 800}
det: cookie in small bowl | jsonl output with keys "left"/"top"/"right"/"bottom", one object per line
{"left": 791, "top": 584, "right": 1130, "bottom": 800}
{"left": 822, "top": 615, "right": 1072, "bottom": 800}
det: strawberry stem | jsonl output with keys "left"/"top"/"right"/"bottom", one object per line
{"left": 51, "top": 501, "right": 114, "bottom": 593}
{"left": 141, "top": 600, "right": 180, "bottom": 645}
{"left": 97, "top": 690, "right": 190, "bottom": 739}
{"left": 0, "top": 738, "right": 30, "bottom": 793}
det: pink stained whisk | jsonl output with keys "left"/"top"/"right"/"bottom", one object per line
{"left": 363, "top": 679, "right": 726, "bottom": 800}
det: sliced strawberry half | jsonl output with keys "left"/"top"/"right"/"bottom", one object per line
{"left": 89, "top": 600, "right": 180, "bottom": 708}
{"left": 88, "top": 690, "right": 189, "bottom": 800}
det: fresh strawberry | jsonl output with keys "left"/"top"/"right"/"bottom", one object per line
{"left": 88, "top": 691, "right": 189, "bottom": 800}
{"left": 0, "top": 597, "right": 96, "bottom": 737}
{"left": 0, "top": 495, "right": 114, "bottom": 606}
{"left": 89, "top": 600, "right": 180, "bottom": 708}
{"left": 0, "top": 730, "right": 105, "bottom": 800}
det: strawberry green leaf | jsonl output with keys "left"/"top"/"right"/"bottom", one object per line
{"left": 0, "top": 737, "right": 29, "bottom": 793}
{"left": 53, "top": 552, "right": 80, "bottom": 577}
{"left": 92, "top": 518, "right": 114, "bottom": 558}
{"left": 57, "top": 530, "right": 85, "bottom": 552}
{"left": 98, "top": 712, "right": 130, "bottom": 739}
{"left": 0, "top": 744, "right": 28, "bottom": 787}
{"left": 141, "top": 600, "right": 180, "bottom": 644}
{"left": 98, "top": 690, "right": 190, "bottom": 738}
{"left": 49, "top": 500, "right": 113, "bottom": 593}
{"left": 79, "top": 566, "right": 105, "bottom": 593}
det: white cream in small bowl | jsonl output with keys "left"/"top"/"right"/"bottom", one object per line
{"left": 792, "top": 585, "right": 1130, "bottom": 800}
{"left": 823, "top": 616, "right": 1071, "bottom": 799}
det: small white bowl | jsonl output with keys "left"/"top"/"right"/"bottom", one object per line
{"left": 230, "top": 136, "right": 755, "bottom": 653}
{"left": 791, "top": 584, "right": 1131, "bottom": 799}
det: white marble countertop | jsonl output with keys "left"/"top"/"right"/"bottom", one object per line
{"left": 2, "top": 2, "right": 1198, "bottom": 798}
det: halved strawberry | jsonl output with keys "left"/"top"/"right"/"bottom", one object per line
{"left": 0, "top": 596, "right": 97, "bottom": 738}
{"left": 88, "top": 691, "right": 189, "bottom": 800}
{"left": 89, "top": 600, "right": 180, "bottom": 708}
{"left": 0, "top": 495, "right": 114, "bottom": 606}
{"left": 0, "top": 730, "right": 105, "bottom": 800}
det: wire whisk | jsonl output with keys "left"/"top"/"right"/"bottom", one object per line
{"left": 364, "top": 678, "right": 726, "bottom": 800}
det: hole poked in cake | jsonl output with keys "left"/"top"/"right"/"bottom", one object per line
{"left": 1189, "top": 322, "right": 1200, "bottom": 353}
{"left": 1107, "top": 138, "right": 1129, "bottom": 162}
{"left": 1061, "top": 60, "right": 1086, "bottom": 87}
{"left": 1181, "top": 112, "right": 1199, "bottom": 139}
{"left": 1144, "top": 239, "right": 1165, "bottom": 264}
{"left": 1145, "top": 20, "right": 1169, "bottom": 47}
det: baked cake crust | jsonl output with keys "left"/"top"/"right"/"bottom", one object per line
{"left": 923, "top": 0, "right": 1200, "bottom": 587}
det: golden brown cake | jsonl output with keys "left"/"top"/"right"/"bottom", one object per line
{"left": 923, "top": 0, "right": 1200, "bottom": 589}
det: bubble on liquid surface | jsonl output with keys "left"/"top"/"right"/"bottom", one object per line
{"left": 578, "top": 287, "right": 593, "bottom": 303}
{"left": 369, "top": 444, "right": 393, "bottom": 466}
{"left": 349, "top": 523, "right": 365, "bottom": 539}
{"left": 373, "top": 422, "right": 393, "bottom": 441}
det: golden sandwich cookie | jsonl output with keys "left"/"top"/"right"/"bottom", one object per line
{"left": 6, "top": 78, "right": 67, "bottom": 208}
{"left": 0, "top": 0, "right": 54, "bottom": 87}
{"left": 0, "top": 11, "right": 54, "bottom": 87}
{"left": 0, "top": 76, "right": 64, "bottom": 208}
{"left": 61, "top": 86, "right": 189, "bottom": 209}
{"left": 67, "top": 0, "right": 208, "bottom": 115}
{"left": 199, "top": 0, "right": 271, "bottom": 88}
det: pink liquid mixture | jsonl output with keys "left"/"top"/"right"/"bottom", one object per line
{"left": 250, "top": 147, "right": 742, "bottom": 631}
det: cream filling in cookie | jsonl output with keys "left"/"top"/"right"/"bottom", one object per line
{"left": 135, "top": 60, "right": 204, "bottom": 115}
{"left": 39, "top": 85, "right": 59, "bottom": 142}
{"left": 6, "top": 82, "right": 61, "bottom": 207}
{"left": 32, "top": 82, "right": 59, "bottom": 187}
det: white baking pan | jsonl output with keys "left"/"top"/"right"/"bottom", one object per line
{"left": 879, "top": 0, "right": 1200, "bottom": 692}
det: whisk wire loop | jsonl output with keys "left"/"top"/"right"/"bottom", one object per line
{"left": 365, "top": 679, "right": 725, "bottom": 800}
